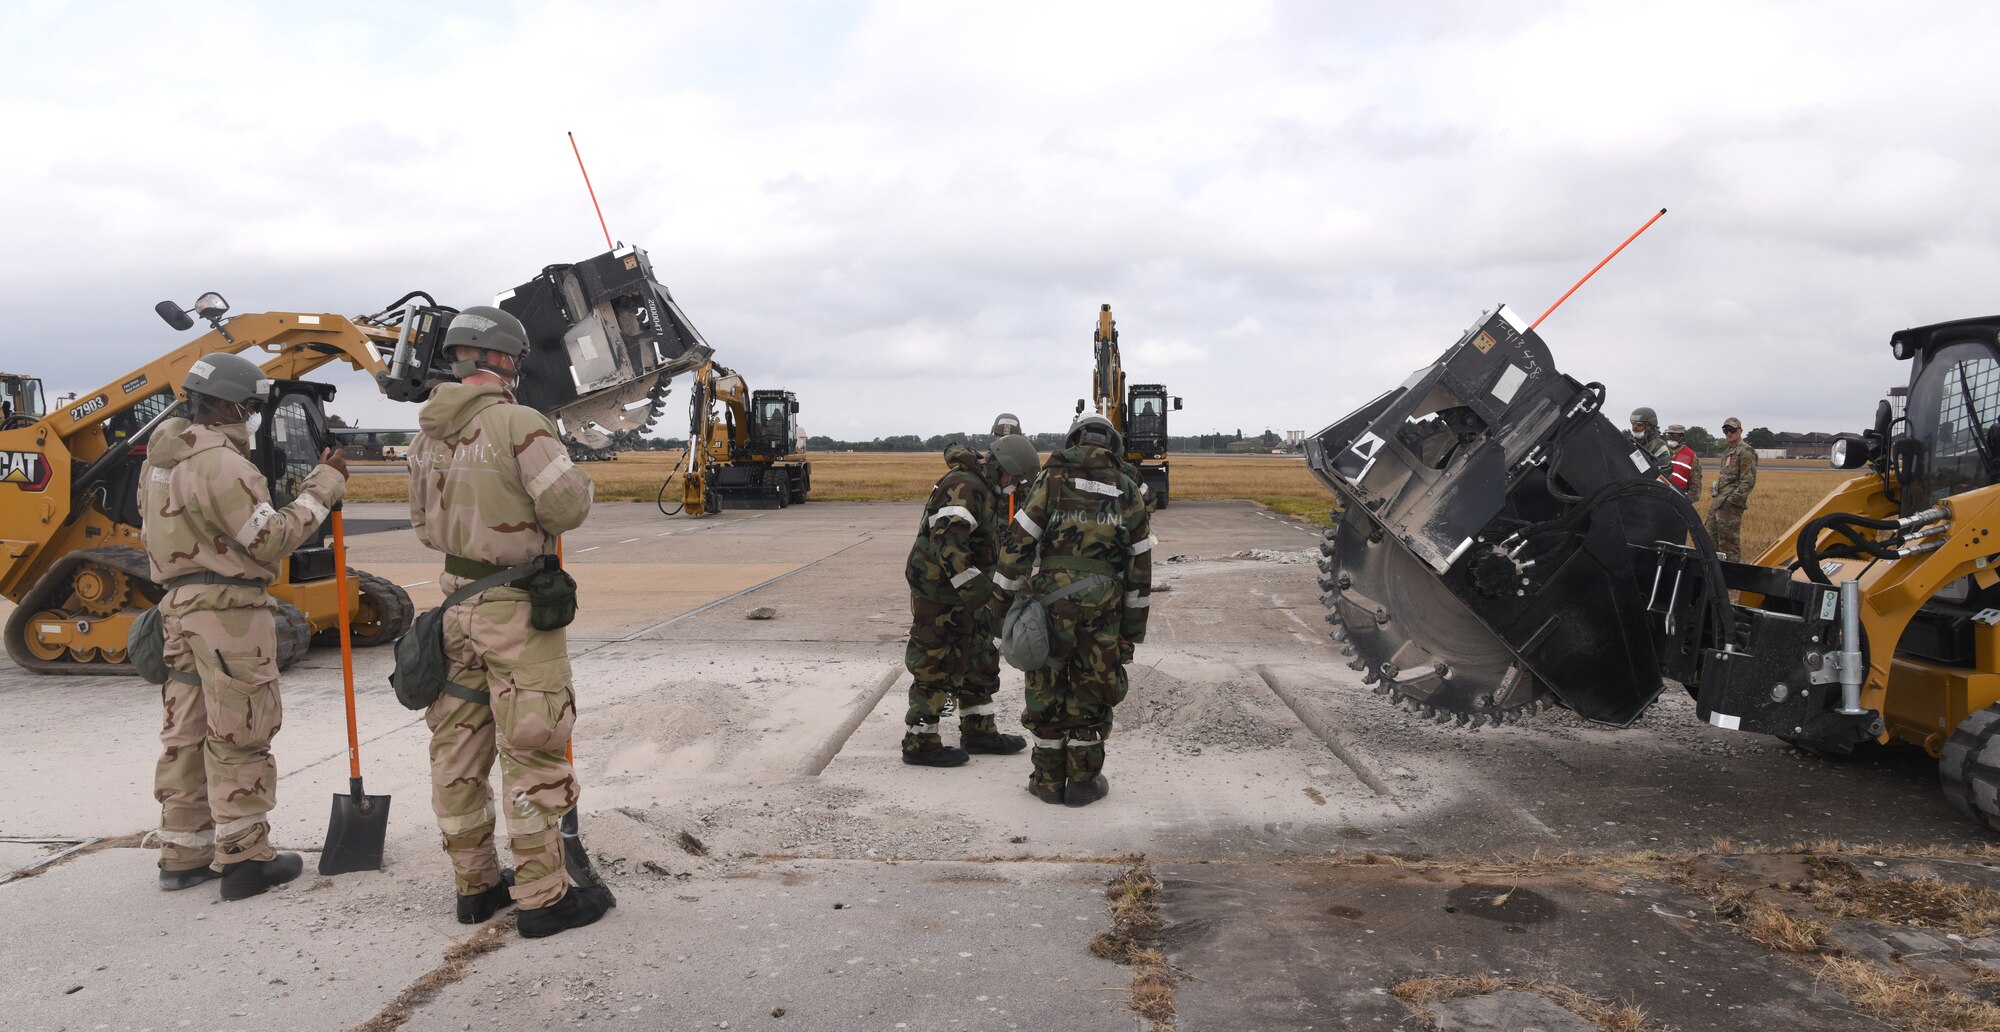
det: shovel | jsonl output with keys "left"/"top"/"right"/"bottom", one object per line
{"left": 320, "top": 509, "right": 390, "bottom": 874}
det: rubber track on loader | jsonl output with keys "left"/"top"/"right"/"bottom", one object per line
{"left": 1318, "top": 514, "right": 1554, "bottom": 728}
{"left": 4, "top": 546, "right": 156, "bottom": 675}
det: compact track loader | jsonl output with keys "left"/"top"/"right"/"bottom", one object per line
{"left": 1307, "top": 306, "right": 2000, "bottom": 832}
{"left": 1, "top": 244, "right": 708, "bottom": 675}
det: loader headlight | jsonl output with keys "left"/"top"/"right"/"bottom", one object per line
{"left": 1830, "top": 433, "right": 1871, "bottom": 469}
{"left": 193, "top": 292, "right": 230, "bottom": 320}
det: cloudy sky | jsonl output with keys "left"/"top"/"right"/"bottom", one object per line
{"left": 5, "top": 0, "right": 1998, "bottom": 440}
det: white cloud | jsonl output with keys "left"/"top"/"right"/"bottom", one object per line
{"left": 4, "top": 0, "right": 2000, "bottom": 440}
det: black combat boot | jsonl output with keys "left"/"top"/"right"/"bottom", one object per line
{"left": 961, "top": 730, "right": 1026, "bottom": 754}
{"left": 457, "top": 869, "right": 516, "bottom": 924}
{"left": 1025, "top": 777, "right": 1066, "bottom": 804}
{"left": 219, "top": 851, "right": 304, "bottom": 901}
{"left": 158, "top": 865, "right": 221, "bottom": 892}
{"left": 902, "top": 735, "right": 970, "bottom": 767}
{"left": 1063, "top": 774, "right": 1110, "bottom": 808}
{"left": 518, "top": 883, "right": 617, "bottom": 939}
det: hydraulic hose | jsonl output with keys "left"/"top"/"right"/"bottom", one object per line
{"left": 1796, "top": 512, "right": 1908, "bottom": 585}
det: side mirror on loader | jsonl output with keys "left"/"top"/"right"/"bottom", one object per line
{"left": 154, "top": 301, "right": 195, "bottom": 332}
{"left": 1173, "top": 397, "right": 1183, "bottom": 411}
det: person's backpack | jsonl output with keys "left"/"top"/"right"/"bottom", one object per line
{"left": 1000, "top": 575, "right": 1110, "bottom": 671}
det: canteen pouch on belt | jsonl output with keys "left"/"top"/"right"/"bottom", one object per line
{"left": 524, "top": 563, "right": 578, "bottom": 631}
{"left": 128, "top": 606, "right": 169, "bottom": 685}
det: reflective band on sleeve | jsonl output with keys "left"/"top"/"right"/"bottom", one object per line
{"left": 153, "top": 827, "right": 215, "bottom": 848}
{"left": 1128, "top": 534, "right": 1156, "bottom": 556}
{"left": 959, "top": 703, "right": 997, "bottom": 716}
{"left": 1072, "top": 478, "right": 1121, "bottom": 497}
{"left": 294, "top": 493, "right": 329, "bottom": 525}
{"left": 1014, "top": 510, "right": 1044, "bottom": 540}
{"left": 234, "top": 503, "right": 278, "bottom": 546}
{"left": 216, "top": 812, "right": 267, "bottom": 838}
{"left": 993, "top": 571, "right": 1026, "bottom": 591}
{"left": 1125, "top": 592, "right": 1150, "bottom": 608}
{"left": 1030, "top": 735, "right": 1067, "bottom": 749}
{"left": 526, "top": 454, "right": 576, "bottom": 500}
{"left": 950, "top": 567, "right": 983, "bottom": 589}
{"left": 929, "top": 505, "right": 978, "bottom": 528}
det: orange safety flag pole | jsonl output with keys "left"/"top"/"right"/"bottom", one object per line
{"left": 568, "top": 132, "right": 615, "bottom": 250}
{"left": 1531, "top": 208, "right": 1667, "bottom": 330}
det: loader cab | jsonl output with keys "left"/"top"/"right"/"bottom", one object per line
{"left": 747, "top": 389, "right": 799, "bottom": 460}
{"left": 252, "top": 378, "right": 339, "bottom": 577}
{"left": 1125, "top": 384, "right": 1180, "bottom": 460}
{"left": 1892, "top": 318, "right": 2000, "bottom": 515}
{"left": 1, "top": 373, "right": 46, "bottom": 430}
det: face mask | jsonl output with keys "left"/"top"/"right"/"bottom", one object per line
{"left": 245, "top": 412, "right": 263, "bottom": 436}
{"left": 452, "top": 357, "right": 479, "bottom": 379}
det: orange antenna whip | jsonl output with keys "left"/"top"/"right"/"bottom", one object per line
{"left": 1531, "top": 208, "right": 1667, "bottom": 330}
{"left": 568, "top": 131, "right": 614, "bottom": 249}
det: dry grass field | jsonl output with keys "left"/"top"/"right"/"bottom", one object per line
{"left": 347, "top": 451, "right": 1853, "bottom": 558}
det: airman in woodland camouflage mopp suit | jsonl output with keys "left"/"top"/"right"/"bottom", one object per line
{"left": 901, "top": 427, "right": 1035, "bottom": 766}
{"left": 997, "top": 414, "right": 1153, "bottom": 807}
{"left": 141, "top": 352, "right": 347, "bottom": 900}
{"left": 408, "top": 306, "right": 613, "bottom": 938}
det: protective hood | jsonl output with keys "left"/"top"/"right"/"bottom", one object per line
{"left": 942, "top": 441, "right": 986, "bottom": 478}
{"left": 420, "top": 382, "right": 513, "bottom": 439}
{"left": 151, "top": 418, "right": 248, "bottom": 469}
{"left": 1045, "top": 443, "right": 1116, "bottom": 474}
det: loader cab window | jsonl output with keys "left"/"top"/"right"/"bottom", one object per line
{"left": 257, "top": 392, "right": 324, "bottom": 511}
{"left": 1906, "top": 342, "right": 2000, "bottom": 511}
{"left": 757, "top": 396, "right": 789, "bottom": 431}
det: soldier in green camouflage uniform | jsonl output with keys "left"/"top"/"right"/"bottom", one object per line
{"left": 996, "top": 414, "right": 1153, "bottom": 807}
{"left": 903, "top": 440, "right": 1029, "bottom": 765}
{"left": 1706, "top": 416, "right": 1759, "bottom": 561}
{"left": 1630, "top": 406, "right": 1673, "bottom": 475}
{"left": 141, "top": 352, "right": 347, "bottom": 898}
{"left": 408, "top": 306, "right": 613, "bottom": 937}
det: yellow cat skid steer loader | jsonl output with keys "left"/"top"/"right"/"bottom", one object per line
{"left": 1, "top": 244, "right": 709, "bottom": 675}
{"left": 1306, "top": 307, "right": 2000, "bottom": 833}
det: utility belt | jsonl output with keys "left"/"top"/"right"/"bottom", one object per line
{"left": 163, "top": 571, "right": 267, "bottom": 592}
{"left": 1035, "top": 554, "right": 1118, "bottom": 577}
{"left": 392, "top": 553, "right": 577, "bottom": 711}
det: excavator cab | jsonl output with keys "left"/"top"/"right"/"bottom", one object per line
{"left": 1125, "top": 384, "right": 1179, "bottom": 460}
{"left": 1, "top": 373, "right": 45, "bottom": 430}
{"left": 746, "top": 390, "right": 798, "bottom": 461}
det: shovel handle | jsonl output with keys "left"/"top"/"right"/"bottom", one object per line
{"left": 333, "top": 510, "right": 362, "bottom": 780}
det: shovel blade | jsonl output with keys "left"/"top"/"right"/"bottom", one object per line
{"left": 320, "top": 793, "right": 391, "bottom": 875}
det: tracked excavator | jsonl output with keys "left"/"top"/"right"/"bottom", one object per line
{"left": 1307, "top": 304, "right": 2000, "bottom": 833}
{"left": 1, "top": 244, "right": 708, "bottom": 675}
{"left": 670, "top": 359, "right": 810, "bottom": 516}
{"left": 1076, "top": 304, "right": 1180, "bottom": 507}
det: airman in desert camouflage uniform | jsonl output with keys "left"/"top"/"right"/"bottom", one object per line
{"left": 141, "top": 352, "right": 347, "bottom": 899}
{"left": 408, "top": 305, "right": 613, "bottom": 938}
{"left": 1706, "top": 416, "right": 1759, "bottom": 561}
{"left": 902, "top": 436, "right": 1037, "bottom": 766}
{"left": 996, "top": 414, "right": 1152, "bottom": 807}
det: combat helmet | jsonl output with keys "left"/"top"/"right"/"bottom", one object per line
{"left": 443, "top": 306, "right": 531, "bottom": 380}
{"left": 1067, "top": 413, "right": 1122, "bottom": 454}
{"left": 991, "top": 433, "right": 1040, "bottom": 478}
{"left": 1629, "top": 406, "right": 1659, "bottom": 430}
{"left": 182, "top": 352, "right": 270, "bottom": 407}
{"left": 991, "top": 412, "right": 1022, "bottom": 437}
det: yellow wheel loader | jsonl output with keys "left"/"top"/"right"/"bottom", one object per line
{"left": 2, "top": 244, "right": 709, "bottom": 675}
{"left": 1305, "top": 308, "right": 2000, "bottom": 833}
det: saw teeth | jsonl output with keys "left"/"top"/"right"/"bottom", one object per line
{"left": 1345, "top": 655, "right": 1363, "bottom": 668}
{"left": 1330, "top": 627, "right": 1348, "bottom": 643}
{"left": 1361, "top": 669, "right": 1379, "bottom": 685}
{"left": 1371, "top": 683, "right": 1391, "bottom": 695}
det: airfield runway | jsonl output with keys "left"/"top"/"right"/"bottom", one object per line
{"left": 0, "top": 501, "right": 1985, "bottom": 1030}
